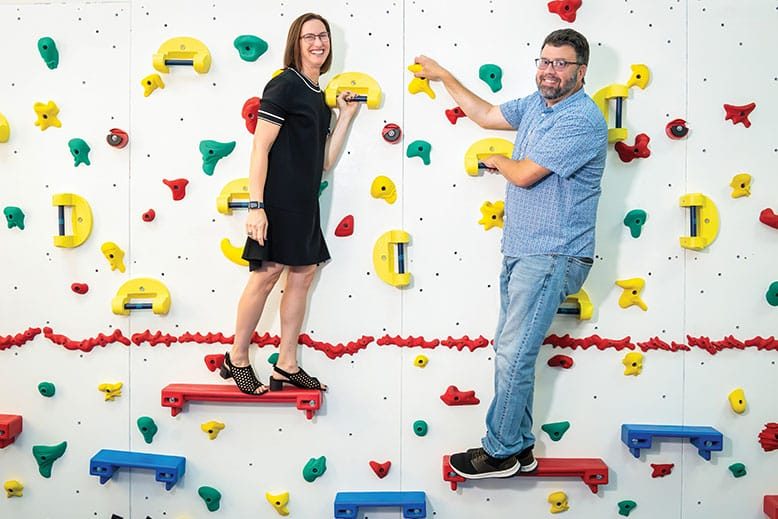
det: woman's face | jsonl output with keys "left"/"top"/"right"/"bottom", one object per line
{"left": 299, "top": 19, "right": 330, "bottom": 72}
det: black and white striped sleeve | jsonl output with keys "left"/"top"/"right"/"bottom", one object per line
{"left": 258, "top": 76, "right": 289, "bottom": 127}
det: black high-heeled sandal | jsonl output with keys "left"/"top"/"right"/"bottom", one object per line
{"left": 219, "top": 352, "right": 268, "bottom": 395}
{"left": 269, "top": 365, "right": 326, "bottom": 391}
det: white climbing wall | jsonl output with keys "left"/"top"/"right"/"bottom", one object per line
{"left": 1, "top": 0, "right": 777, "bottom": 518}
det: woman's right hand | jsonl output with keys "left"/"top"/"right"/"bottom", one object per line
{"left": 246, "top": 209, "right": 268, "bottom": 246}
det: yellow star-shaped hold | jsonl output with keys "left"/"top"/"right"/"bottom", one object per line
{"left": 98, "top": 382, "right": 123, "bottom": 401}
{"left": 200, "top": 420, "right": 225, "bottom": 440}
{"left": 33, "top": 100, "right": 62, "bottom": 131}
{"left": 478, "top": 201, "right": 504, "bottom": 230}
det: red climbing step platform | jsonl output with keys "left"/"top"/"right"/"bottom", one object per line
{"left": 0, "top": 414, "right": 23, "bottom": 448}
{"left": 160, "top": 384, "right": 322, "bottom": 419}
{"left": 765, "top": 495, "right": 778, "bottom": 518}
{"left": 442, "top": 455, "right": 608, "bottom": 493}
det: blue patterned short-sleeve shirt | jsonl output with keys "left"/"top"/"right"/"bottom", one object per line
{"left": 499, "top": 88, "right": 607, "bottom": 258}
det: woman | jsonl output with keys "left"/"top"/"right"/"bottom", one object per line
{"left": 220, "top": 13, "right": 359, "bottom": 394}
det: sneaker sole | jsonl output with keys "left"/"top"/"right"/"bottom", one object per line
{"left": 450, "top": 462, "right": 521, "bottom": 480}
{"left": 519, "top": 459, "right": 538, "bottom": 472}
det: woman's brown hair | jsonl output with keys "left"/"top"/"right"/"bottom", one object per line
{"left": 283, "top": 13, "right": 332, "bottom": 74}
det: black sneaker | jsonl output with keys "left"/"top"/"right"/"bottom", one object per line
{"left": 516, "top": 445, "right": 538, "bottom": 472}
{"left": 449, "top": 447, "right": 520, "bottom": 479}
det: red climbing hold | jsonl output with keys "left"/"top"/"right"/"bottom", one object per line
{"left": 204, "top": 354, "right": 225, "bottom": 372}
{"left": 335, "top": 215, "right": 354, "bottom": 237}
{"left": 163, "top": 179, "right": 189, "bottom": 201}
{"left": 547, "top": 354, "right": 574, "bottom": 369}
{"left": 723, "top": 102, "right": 756, "bottom": 128}
{"left": 650, "top": 463, "right": 674, "bottom": 478}
{"left": 759, "top": 208, "right": 778, "bottom": 230}
{"left": 665, "top": 118, "right": 689, "bottom": 139}
{"left": 615, "top": 133, "right": 651, "bottom": 163}
{"left": 242, "top": 97, "right": 261, "bottom": 134}
{"left": 369, "top": 460, "right": 391, "bottom": 478}
{"left": 445, "top": 106, "right": 466, "bottom": 125}
{"left": 71, "top": 283, "right": 89, "bottom": 294}
{"left": 142, "top": 209, "right": 156, "bottom": 222}
{"left": 758, "top": 423, "right": 778, "bottom": 452}
{"left": 547, "top": 0, "right": 583, "bottom": 23}
{"left": 440, "top": 385, "right": 480, "bottom": 406}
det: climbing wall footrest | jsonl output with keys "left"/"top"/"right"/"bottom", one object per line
{"left": 621, "top": 424, "right": 723, "bottom": 460}
{"left": 334, "top": 491, "right": 427, "bottom": 519}
{"left": 442, "top": 456, "right": 608, "bottom": 493}
{"left": 89, "top": 449, "right": 185, "bottom": 490}
{"left": 160, "top": 383, "right": 322, "bottom": 419}
{"left": 0, "top": 414, "right": 23, "bottom": 448}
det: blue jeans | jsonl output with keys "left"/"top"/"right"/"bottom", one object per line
{"left": 482, "top": 254, "right": 592, "bottom": 458}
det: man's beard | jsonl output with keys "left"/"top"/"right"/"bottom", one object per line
{"left": 537, "top": 74, "right": 577, "bottom": 101}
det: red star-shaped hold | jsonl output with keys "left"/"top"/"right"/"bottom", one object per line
{"left": 548, "top": 0, "right": 583, "bottom": 22}
{"left": 615, "top": 133, "right": 651, "bottom": 163}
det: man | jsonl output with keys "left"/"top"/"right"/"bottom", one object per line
{"left": 414, "top": 28, "right": 607, "bottom": 478}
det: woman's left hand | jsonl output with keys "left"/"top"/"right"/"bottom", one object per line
{"left": 336, "top": 90, "right": 361, "bottom": 119}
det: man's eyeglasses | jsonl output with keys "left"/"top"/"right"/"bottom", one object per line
{"left": 535, "top": 58, "right": 583, "bottom": 71}
{"left": 300, "top": 32, "right": 330, "bottom": 44}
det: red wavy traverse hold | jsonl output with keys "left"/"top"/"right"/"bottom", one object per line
{"left": 178, "top": 332, "right": 233, "bottom": 344}
{"left": 650, "top": 463, "right": 674, "bottom": 478}
{"left": 758, "top": 423, "right": 778, "bottom": 452}
{"left": 377, "top": 335, "right": 440, "bottom": 348}
{"left": 637, "top": 337, "right": 690, "bottom": 352}
{"left": 43, "top": 327, "right": 130, "bottom": 352}
{"left": 547, "top": 0, "right": 582, "bottom": 22}
{"left": 723, "top": 102, "right": 756, "bottom": 127}
{"left": 441, "top": 335, "right": 489, "bottom": 351}
{"left": 298, "top": 334, "right": 374, "bottom": 360}
{"left": 131, "top": 330, "right": 178, "bottom": 347}
{"left": 440, "top": 385, "right": 480, "bottom": 406}
{"left": 615, "top": 133, "right": 651, "bottom": 163}
{"left": 545, "top": 334, "right": 635, "bottom": 351}
{"left": 252, "top": 332, "right": 281, "bottom": 347}
{"left": 0, "top": 327, "right": 42, "bottom": 350}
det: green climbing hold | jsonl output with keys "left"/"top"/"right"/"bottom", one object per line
{"left": 541, "top": 421, "right": 570, "bottom": 441}
{"left": 319, "top": 180, "right": 329, "bottom": 196}
{"left": 198, "top": 486, "right": 222, "bottom": 511}
{"left": 233, "top": 35, "right": 268, "bottom": 62}
{"left": 199, "top": 140, "right": 236, "bottom": 176}
{"left": 137, "top": 416, "right": 158, "bottom": 444}
{"left": 624, "top": 209, "right": 647, "bottom": 238}
{"left": 728, "top": 462, "right": 746, "bottom": 478}
{"left": 618, "top": 500, "right": 637, "bottom": 516}
{"left": 303, "top": 456, "right": 327, "bottom": 482}
{"left": 37, "top": 37, "right": 59, "bottom": 70}
{"left": 4, "top": 206, "right": 25, "bottom": 230}
{"left": 32, "top": 441, "right": 67, "bottom": 478}
{"left": 68, "top": 138, "right": 91, "bottom": 167}
{"left": 479, "top": 64, "right": 503, "bottom": 93}
{"left": 412, "top": 420, "right": 428, "bottom": 437}
{"left": 406, "top": 140, "right": 431, "bottom": 165}
{"left": 37, "top": 381, "right": 55, "bottom": 397}
{"left": 268, "top": 352, "right": 279, "bottom": 365}
{"left": 766, "top": 281, "right": 778, "bottom": 307}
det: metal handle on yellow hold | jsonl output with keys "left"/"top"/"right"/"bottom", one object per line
{"left": 216, "top": 178, "right": 250, "bottom": 215}
{"left": 324, "top": 72, "right": 382, "bottom": 109}
{"left": 111, "top": 278, "right": 171, "bottom": 316}
{"left": 464, "top": 138, "right": 514, "bottom": 176}
{"left": 266, "top": 491, "right": 290, "bottom": 516}
{"left": 679, "top": 193, "right": 719, "bottom": 251}
{"left": 592, "top": 84, "right": 629, "bottom": 143}
{"left": 152, "top": 37, "right": 211, "bottom": 74}
{"left": 372, "top": 230, "right": 411, "bottom": 287}
{"left": 52, "top": 193, "right": 93, "bottom": 248}
{"left": 561, "top": 289, "right": 593, "bottom": 320}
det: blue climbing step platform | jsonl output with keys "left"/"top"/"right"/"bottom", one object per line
{"left": 334, "top": 491, "right": 427, "bottom": 518}
{"left": 621, "top": 424, "right": 723, "bottom": 460}
{"left": 89, "top": 449, "right": 186, "bottom": 490}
